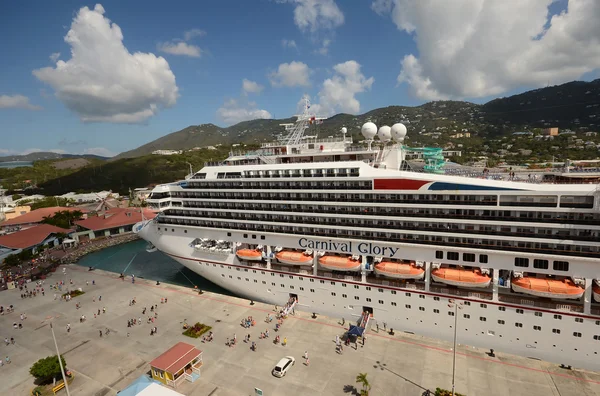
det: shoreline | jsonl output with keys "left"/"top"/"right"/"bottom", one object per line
{"left": 54, "top": 233, "right": 141, "bottom": 265}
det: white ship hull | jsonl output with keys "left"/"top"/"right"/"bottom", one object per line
{"left": 136, "top": 221, "right": 600, "bottom": 372}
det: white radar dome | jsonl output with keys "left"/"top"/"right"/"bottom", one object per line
{"left": 391, "top": 123, "right": 407, "bottom": 141}
{"left": 361, "top": 122, "right": 377, "bottom": 139}
{"left": 341, "top": 127, "right": 347, "bottom": 134}
{"left": 377, "top": 125, "right": 392, "bottom": 143}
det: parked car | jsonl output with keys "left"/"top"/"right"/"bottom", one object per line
{"left": 272, "top": 356, "right": 295, "bottom": 377}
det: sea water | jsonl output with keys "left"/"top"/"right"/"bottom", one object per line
{"left": 76, "top": 239, "right": 232, "bottom": 296}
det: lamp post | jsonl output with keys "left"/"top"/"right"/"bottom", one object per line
{"left": 50, "top": 322, "right": 71, "bottom": 396}
{"left": 448, "top": 299, "right": 463, "bottom": 396}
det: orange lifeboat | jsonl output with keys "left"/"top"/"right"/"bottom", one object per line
{"left": 236, "top": 249, "right": 263, "bottom": 261}
{"left": 276, "top": 250, "right": 313, "bottom": 266}
{"left": 593, "top": 280, "right": 600, "bottom": 303}
{"left": 374, "top": 261, "right": 424, "bottom": 280}
{"left": 318, "top": 255, "right": 361, "bottom": 271}
{"left": 511, "top": 277, "right": 584, "bottom": 300}
{"left": 431, "top": 267, "right": 491, "bottom": 288}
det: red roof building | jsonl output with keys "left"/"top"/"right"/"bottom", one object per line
{"left": 74, "top": 207, "right": 156, "bottom": 232}
{"left": 0, "top": 207, "right": 87, "bottom": 229}
{"left": 150, "top": 342, "right": 203, "bottom": 386}
{"left": 0, "top": 224, "right": 70, "bottom": 250}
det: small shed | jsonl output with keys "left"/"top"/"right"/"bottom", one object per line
{"left": 150, "top": 342, "right": 203, "bottom": 388}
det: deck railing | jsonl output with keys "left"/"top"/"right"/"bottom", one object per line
{"left": 497, "top": 294, "right": 584, "bottom": 313}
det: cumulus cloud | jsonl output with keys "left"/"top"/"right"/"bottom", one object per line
{"left": 32, "top": 4, "right": 178, "bottom": 123}
{"left": 157, "top": 41, "right": 202, "bottom": 57}
{"left": 372, "top": 0, "right": 600, "bottom": 100}
{"left": 269, "top": 61, "right": 311, "bottom": 87}
{"left": 311, "top": 60, "right": 374, "bottom": 116}
{"left": 0, "top": 94, "right": 42, "bottom": 110}
{"left": 50, "top": 52, "right": 60, "bottom": 63}
{"left": 184, "top": 28, "right": 206, "bottom": 41}
{"left": 278, "top": 0, "right": 344, "bottom": 33}
{"left": 281, "top": 39, "right": 297, "bottom": 49}
{"left": 216, "top": 98, "right": 272, "bottom": 125}
{"left": 242, "top": 79, "right": 264, "bottom": 95}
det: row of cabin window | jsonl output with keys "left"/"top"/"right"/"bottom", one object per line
{"left": 220, "top": 268, "right": 600, "bottom": 325}
{"left": 435, "top": 250, "right": 488, "bottom": 263}
{"left": 225, "top": 274, "right": 600, "bottom": 337}
{"left": 158, "top": 217, "right": 599, "bottom": 256}
{"left": 515, "top": 257, "right": 569, "bottom": 271}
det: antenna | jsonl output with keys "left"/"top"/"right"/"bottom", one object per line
{"left": 278, "top": 96, "right": 326, "bottom": 145}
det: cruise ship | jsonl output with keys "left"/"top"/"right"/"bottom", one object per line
{"left": 135, "top": 100, "right": 600, "bottom": 371}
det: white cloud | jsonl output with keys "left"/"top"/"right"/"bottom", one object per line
{"left": 157, "top": 41, "right": 202, "bottom": 58}
{"left": 184, "top": 28, "right": 206, "bottom": 41}
{"left": 278, "top": 0, "right": 344, "bottom": 33}
{"left": 50, "top": 52, "right": 60, "bottom": 63}
{"left": 311, "top": 60, "right": 374, "bottom": 116}
{"left": 373, "top": 0, "right": 600, "bottom": 100}
{"left": 32, "top": 4, "right": 178, "bottom": 124}
{"left": 316, "top": 39, "right": 331, "bottom": 55}
{"left": 242, "top": 79, "right": 264, "bottom": 95}
{"left": 216, "top": 98, "right": 272, "bottom": 125}
{"left": 0, "top": 94, "right": 42, "bottom": 110}
{"left": 269, "top": 61, "right": 311, "bottom": 87}
{"left": 281, "top": 39, "right": 297, "bottom": 49}
{"left": 82, "top": 147, "right": 116, "bottom": 157}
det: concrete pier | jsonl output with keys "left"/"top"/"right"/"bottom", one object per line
{"left": 2, "top": 264, "right": 600, "bottom": 396}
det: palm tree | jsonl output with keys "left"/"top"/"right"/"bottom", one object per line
{"left": 355, "top": 372, "right": 371, "bottom": 396}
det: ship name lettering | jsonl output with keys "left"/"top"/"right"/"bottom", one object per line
{"left": 357, "top": 242, "right": 399, "bottom": 258}
{"left": 298, "top": 238, "right": 351, "bottom": 252}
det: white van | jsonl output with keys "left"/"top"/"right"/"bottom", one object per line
{"left": 272, "top": 356, "right": 295, "bottom": 377}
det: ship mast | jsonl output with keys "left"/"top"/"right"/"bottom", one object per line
{"left": 278, "top": 96, "right": 326, "bottom": 145}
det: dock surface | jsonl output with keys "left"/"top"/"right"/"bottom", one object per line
{"left": 2, "top": 265, "right": 600, "bottom": 396}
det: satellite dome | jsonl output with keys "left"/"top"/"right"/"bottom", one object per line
{"left": 361, "top": 122, "right": 377, "bottom": 139}
{"left": 391, "top": 123, "right": 407, "bottom": 141}
{"left": 341, "top": 127, "right": 347, "bottom": 134}
{"left": 377, "top": 125, "right": 392, "bottom": 143}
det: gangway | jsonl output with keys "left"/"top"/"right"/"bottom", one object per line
{"left": 282, "top": 296, "right": 297, "bottom": 316}
{"left": 348, "top": 311, "right": 371, "bottom": 338}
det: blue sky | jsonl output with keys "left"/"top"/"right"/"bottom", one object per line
{"left": 1, "top": 0, "right": 597, "bottom": 157}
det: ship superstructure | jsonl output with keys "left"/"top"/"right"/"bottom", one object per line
{"left": 136, "top": 99, "right": 600, "bottom": 370}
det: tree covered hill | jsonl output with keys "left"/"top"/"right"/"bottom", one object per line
{"left": 114, "top": 79, "right": 600, "bottom": 159}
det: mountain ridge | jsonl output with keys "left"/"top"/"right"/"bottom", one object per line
{"left": 112, "top": 78, "right": 600, "bottom": 159}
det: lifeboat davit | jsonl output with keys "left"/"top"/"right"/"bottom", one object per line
{"left": 318, "top": 255, "right": 361, "bottom": 271}
{"left": 431, "top": 267, "right": 491, "bottom": 288}
{"left": 236, "top": 249, "right": 263, "bottom": 261}
{"left": 276, "top": 250, "right": 313, "bottom": 266}
{"left": 593, "top": 280, "right": 600, "bottom": 303}
{"left": 374, "top": 261, "right": 424, "bottom": 280}
{"left": 511, "top": 277, "right": 584, "bottom": 300}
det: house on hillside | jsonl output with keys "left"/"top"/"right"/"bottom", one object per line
{"left": 72, "top": 207, "right": 156, "bottom": 242}
{"left": 0, "top": 224, "right": 71, "bottom": 261}
{"left": 0, "top": 207, "right": 88, "bottom": 232}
